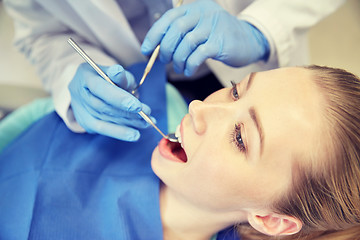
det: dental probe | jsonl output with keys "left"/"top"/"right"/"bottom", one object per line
{"left": 67, "top": 38, "right": 179, "bottom": 142}
{"left": 130, "top": 0, "right": 184, "bottom": 95}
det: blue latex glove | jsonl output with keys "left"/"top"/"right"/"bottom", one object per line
{"left": 69, "top": 63, "right": 153, "bottom": 141}
{"left": 141, "top": 0, "right": 270, "bottom": 76}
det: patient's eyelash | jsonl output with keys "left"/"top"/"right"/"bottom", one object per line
{"left": 230, "top": 123, "right": 246, "bottom": 153}
{"left": 230, "top": 81, "right": 239, "bottom": 100}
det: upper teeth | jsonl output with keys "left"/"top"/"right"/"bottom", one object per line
{"left": 175, "top": 124, "right": 183, "bottom": 145}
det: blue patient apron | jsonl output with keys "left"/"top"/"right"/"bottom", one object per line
{"left": 0, "top": 62, "right": 239, "bottom": 240}
{"left": 0, "top": 62, "right": 166, "bottom": 240}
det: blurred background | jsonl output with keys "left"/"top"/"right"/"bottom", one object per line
{"left": 0, "top": 0, "right": 360, "bottom": 119}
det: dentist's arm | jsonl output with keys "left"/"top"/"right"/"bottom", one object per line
{"left": 141, "top": 0, "right": 269, "bottom": 77}
{"left": 4, "top": 0, "right": 153, "bottom": 141}
{"left": 3, "top": 0, "right": 117, "bottom": 131}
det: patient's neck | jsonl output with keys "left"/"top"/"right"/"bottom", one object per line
{"left": 159, "top": 183, "right": 247, "bottom": 240}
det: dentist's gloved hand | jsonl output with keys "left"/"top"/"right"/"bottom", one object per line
{"left": 141, "top": 0, "right": 270, "bottom": 77}
{"left": 69, "top": 63, "right": 153, "bottom": 141}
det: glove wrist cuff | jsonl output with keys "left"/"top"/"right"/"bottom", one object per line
{"left": 251, "top": 23, "right": 270, "bottom": 62}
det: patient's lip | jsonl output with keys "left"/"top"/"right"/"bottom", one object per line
{"left": 158, "top": 138, "right": 186, "bottom": 163}
{"left": 158, "top": 120, "right": 187, "bottom": 163}
{"left": 179, "top": 117, "right": 185, "bottom": 145}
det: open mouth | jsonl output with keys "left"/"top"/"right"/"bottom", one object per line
{"left": 166, "top": 139, "right": 187, "bottom": 163}
{"left": 158, "top": 125, "right": 187, "bottom": 163}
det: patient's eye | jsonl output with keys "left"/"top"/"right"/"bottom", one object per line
{"left": 230, "top": 81, "right": 239, "bottom": 100}
{"left": 231, "top": 123, "right": 246, "bottom": 153}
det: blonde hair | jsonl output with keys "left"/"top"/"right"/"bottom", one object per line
{"left": 237, "top": 65, "right": 360, "bottom": 240}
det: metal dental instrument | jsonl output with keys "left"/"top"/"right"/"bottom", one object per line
{"left": 131, "top": 45, "right": 160, "bottom": 95}
{"left": 68, "top": 38, "right": 179, "bottom": 142}
{"left": 130, "top": 0, "right": 184, "bottom": 95}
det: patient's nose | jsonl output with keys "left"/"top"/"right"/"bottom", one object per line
{"left": 188, "top": 100, "right": 227, "bottom": 135}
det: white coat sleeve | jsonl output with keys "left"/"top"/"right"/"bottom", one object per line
{"left": 239, "top": 0, "right": 346, "bottom": 67}
{"left": 207, "top": 0, "right": 346, "bottom": 87}
{"left": 3, "top": 0, "right": 118, "bottom": 132}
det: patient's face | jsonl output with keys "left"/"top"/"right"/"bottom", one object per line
{"left": 151, "top": 67, "right": 324, "bottom": 215}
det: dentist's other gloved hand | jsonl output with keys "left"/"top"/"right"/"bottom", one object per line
{"left": 69, "top": 63, "right": 153, "bottom": 141}
{"left": 141, "top": 0, "right": 270, "bottom": 77}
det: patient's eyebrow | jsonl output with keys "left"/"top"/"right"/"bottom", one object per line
{"left": 241, "top": 72, "right": 264, "bottom": 155}
{"left": 249, "top": 107, "right": 264, "bottom": 156}
{"left": 246, "top": 72, "right": 256, "bottom": 91}
{"left": 238, "top": 72, "right": 256, "bottom": 98}
{"left": 245, "top": 72, "right": 264, "bottom": 156}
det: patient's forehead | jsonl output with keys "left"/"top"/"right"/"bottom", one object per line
{"left": 253, "top": 67, "right": 322, "bottom": 111}
{"left": 253, "top": 67, "right": 327, "bottom": 168}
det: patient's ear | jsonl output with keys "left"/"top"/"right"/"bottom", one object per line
{"left": 247, "top": 211, "right": 302, "bottom": 236}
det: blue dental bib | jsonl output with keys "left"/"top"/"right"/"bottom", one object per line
{"left": 0, "top": 62, "right": 166, "bottom": 240}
